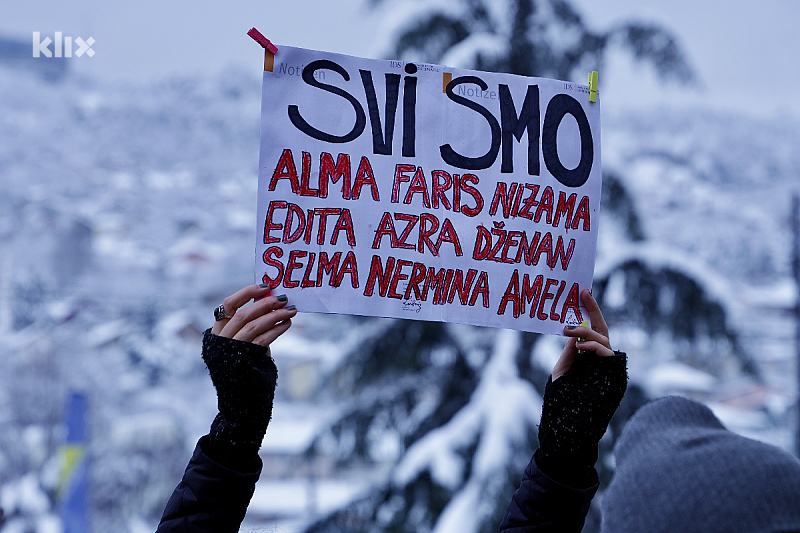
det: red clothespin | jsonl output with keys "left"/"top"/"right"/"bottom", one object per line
{"left": 248, "top": 28, "right": 278, "bottom": 54}
{"left": 248, "top": 28, "right": 278, "bottom": 72}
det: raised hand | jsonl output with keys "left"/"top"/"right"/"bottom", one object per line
{"left": 211, "top": 284, "right": 297, "bottom": 349}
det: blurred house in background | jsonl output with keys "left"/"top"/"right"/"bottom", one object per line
{"left": 0, "top": 34, "right": 68, "bottom": 81}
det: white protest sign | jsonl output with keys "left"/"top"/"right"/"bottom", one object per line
{"left": 255, "top": 45, "right": 601, "bottom": 335}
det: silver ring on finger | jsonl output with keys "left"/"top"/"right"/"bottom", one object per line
{"left": 214, "top": 304, "right": 230, "bottom": 321}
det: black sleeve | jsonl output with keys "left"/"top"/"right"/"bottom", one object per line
{"left": 155, "top": 436, "right": 261, "bottom": 533}
{"left": 157, "top": 331, "right": 278, "bottom": 532}
{"left": 500, "top": 351, "right": 627, "bottom": 532}
{"left": 201, "top": 331, "right": 278, "bottom": 472}
{"left": 499, "top": 452, "right": 597, "bottom": 532}
{"left": 536, "top": 351, "right": 627, "bottom": 488}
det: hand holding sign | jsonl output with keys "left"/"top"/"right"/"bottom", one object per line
{"left": 552, "top": 289, "right": 615, "bottom": 381}
{"left": 211, "top": 285, "right": 296, "bottom": 349}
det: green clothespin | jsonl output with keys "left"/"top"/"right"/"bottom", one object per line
{"left": 588, "top": 71, "right": 598, "bottom": 103}
{"left": 577, "top": 320, "right": 590, "bottom": 353}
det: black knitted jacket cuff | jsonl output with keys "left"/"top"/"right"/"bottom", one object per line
{"left": 202, "top": 330, "right": 278, "bottom": 472}
{"left": 537, "top": 351, "right": 627, "bottom": 489}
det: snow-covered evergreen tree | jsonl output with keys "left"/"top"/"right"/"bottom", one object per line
{"left": 373, "top": 0, "right": 695, "bottom": 83}
{"left": 302, "top": 2, "right": 753, "bottom": 532}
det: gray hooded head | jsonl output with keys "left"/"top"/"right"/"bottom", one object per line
{"left": 602, "top": 396, "right": 800, "bottom": 533}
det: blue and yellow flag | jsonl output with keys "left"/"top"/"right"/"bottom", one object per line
{"left": 58, "top": 391, "right": 89, "bottom": 533}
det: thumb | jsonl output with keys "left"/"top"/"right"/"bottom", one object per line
{"left": 552, "top": 337, "right": 578, "bottom": 381}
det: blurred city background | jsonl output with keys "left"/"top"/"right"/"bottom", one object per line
{"left": 1, "top": 0, "right": 799, "bottom": 531}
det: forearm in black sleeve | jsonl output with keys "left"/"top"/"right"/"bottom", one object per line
{"left": 157, "top": 331, "right": 278, "bottom": 532}
{"left": 156, "top": 436, "right": 261, "bottom": 533}
{"left": 500, "top": 351, "right": 627, "bottom": 532}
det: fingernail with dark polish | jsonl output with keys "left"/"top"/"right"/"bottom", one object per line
{"left": 259, "top": 283, "right": 271, "bottom": 288}
{"left": 285, "top": 305, "right": 296, "bottom": 311}
{"left": 566, "top": 325, "right": 576, "bottom": 330}
{"left": 277, "top": 294, "right": 288, "bottom": 302}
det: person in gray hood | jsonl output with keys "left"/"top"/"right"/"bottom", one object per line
{"left": 602, "top": 395, "right": 800, "bottom": 533}
{"left": 501, "top": 289, "right": 800, "bottom": 532}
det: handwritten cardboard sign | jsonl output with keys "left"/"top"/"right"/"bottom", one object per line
{"left": 255, "top": 45, "right": 601, "bottom": 334}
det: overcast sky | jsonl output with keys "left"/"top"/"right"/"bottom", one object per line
{"left": 3, "top": 0, "right": 800, "bottom": 118}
